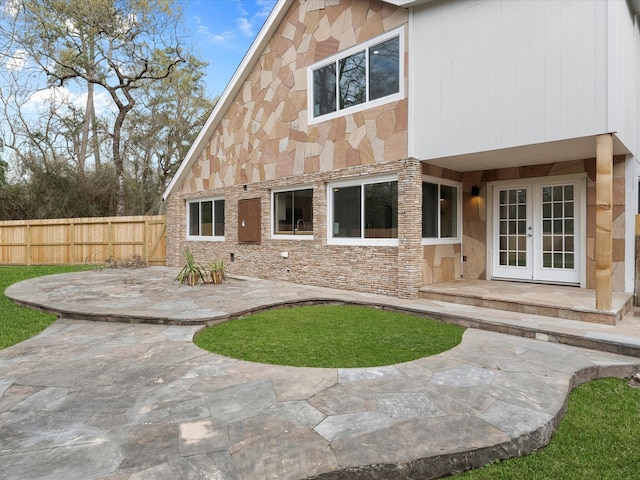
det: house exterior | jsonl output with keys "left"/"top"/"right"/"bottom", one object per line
{"left": 163, "top": 0, "right": 640, "bottom": 307}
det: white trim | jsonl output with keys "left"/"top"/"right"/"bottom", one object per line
{"left": 307, "top": 26, "right": 406, "bottom": 125}
{"left": 487, "top": 173, "right": 586, "bottom": 287}
{"left": 329, "top": 172, "right": 398, "bottom": 189}
{"left": 327, "top": 173, "right": 399, "bottom": 247}
{"left": 271, "top": 185, "right": 315, "bottom": 240}
{"left": 407, "top": 8, "right": 415, "bottom": 160}
{"left": 185, "top": 196, "right": 225, "bottom": 242}
{"left": 421, "top": 175, "right": 463, "bottom": 245}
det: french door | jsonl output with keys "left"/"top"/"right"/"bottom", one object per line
{"left": 492, "top": 176, "right": 584, "bottom": 285}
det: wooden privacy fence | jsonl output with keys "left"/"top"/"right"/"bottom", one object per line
{"left": 0, "top": 215, "right": 166, "bottom": 266}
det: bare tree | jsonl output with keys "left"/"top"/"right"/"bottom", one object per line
{"left": 4, "top": 0, "right": 186, "bottom": 214}
{"left": 124, "top": 54, "right": 214, "bottom": 213}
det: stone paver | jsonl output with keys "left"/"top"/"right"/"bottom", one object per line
{"left": 1, "top": 268, "right": 640, "bottom": 480}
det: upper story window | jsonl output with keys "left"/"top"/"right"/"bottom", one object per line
{"left": 328, "top": 174, "right": 398, "bottom": 246}
{"left": 187, "top": 197, "right": 225, "bottom": 240}
{"left": 422, "top": 177, "right": 461, "bottom": 244}
{"left": 273, "top": 187, "right": 313, "bottom": 238}
{"left": 309, "top": 27, "right": 404, "bottom": 124}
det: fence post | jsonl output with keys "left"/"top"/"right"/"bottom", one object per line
{"left": 107, "top": 221, "right": 113, "bottom": 260}
{"left": 69, "top": 220, "right": 75, "bottom": 264}
{"left": 143, "top": 219, "right": 149, "bottom": 263}
{"left": 26, "top": 223, "right": 31, "bottom": 266}
{"left": 0, "top": 215, "right": 166, "bottom": 266}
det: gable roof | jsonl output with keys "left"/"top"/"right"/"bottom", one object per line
{"left": 162, "top": 0, "right": 294, "bottom": 200}
{"left": 162, "top": 0, "right": 417, "bottom": 200}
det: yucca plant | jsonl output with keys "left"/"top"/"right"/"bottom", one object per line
{"left": 174, "top": 247, "right": 206, "bottom": 286}
{"left": 208, "top": 259, "right": 227, "bottom": 284}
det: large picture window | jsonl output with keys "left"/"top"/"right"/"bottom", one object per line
{"left": 187, "top": 198, "right": 225, "bottom": 240}
{"left": 273, "top": 188, "right": 313, "bottom": 237}
{"left": 309, "top": 28, "right": 403, "bottom": 123}
{"left": 329, "top": 176, "right": 398, "bottom": 244}
{"left": 422, "top": 179, "right": 460, "bottom": 242}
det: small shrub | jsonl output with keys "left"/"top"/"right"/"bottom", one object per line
{"left": 104, "top": 254, "right": 148, "bottom": 269}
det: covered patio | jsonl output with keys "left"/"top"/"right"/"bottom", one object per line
{"left": 420, "top": 278, "right": 634, "bottom": 325}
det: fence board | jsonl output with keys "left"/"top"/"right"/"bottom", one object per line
{"left": 0, "top": 215, "right": 166, "bottom": 266}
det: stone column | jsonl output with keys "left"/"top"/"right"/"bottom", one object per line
{"left": 595, "top": 133, "right": 613, "bottom": 311}
{"left": 165, "top": 194, "right": 185, "bottom": 267}
{"left": 397, "top": 158, "right": 423, "bottom": 299}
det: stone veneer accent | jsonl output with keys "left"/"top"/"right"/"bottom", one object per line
{"left": 166, "top": 0, "right": 628, "bottom": 297}
{"left": 167, "top": 159, "right": 423, "bottom": 298}
{"left": 178, "top": 0, "right": 408, "bottom": 194}
{"left": 421, "top": 156, "right": 627, "bottom": 291}
{"left": 166, "top": 0, "right": 415, "bottom": 297}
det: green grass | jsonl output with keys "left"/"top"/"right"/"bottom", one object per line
{"left": 3, "top": 270, "right": 638, "bottom": 479}
{"left": 194, "top": 304, "right": 465, "bottom": 368}
{"left": 0, "top": 265, "right": 92, "bottom": 349}
{"left": 453, "top": 377, "right": 640, "bottom": 480}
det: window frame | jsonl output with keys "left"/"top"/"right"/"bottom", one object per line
{"left": 327, "top": 174, "right": 399, "bottom": 246}
{"left": 186, "top": 197, "right": 225, "bottom": 241}
{"left": 421, "top": 176, "right": 462, "bottom": 245}
{"left": 307, "top": 26, "right": 405, "bottom": 125}
{"left": 271, "top": 185, "right": 315, "bottom": 240}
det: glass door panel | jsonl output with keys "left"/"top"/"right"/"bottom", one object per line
{"left": 493, "top": 178, "right": 582, "bottom": 285}
{"left": 534, "top": 182, "right": 579, "bottom": 284}
{"left": 493, "top": 186, "right": 533, "bottom": 280}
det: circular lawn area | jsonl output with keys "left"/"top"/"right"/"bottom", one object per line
{"left": 194, "top": 304, "right": 465, "bottom": 368}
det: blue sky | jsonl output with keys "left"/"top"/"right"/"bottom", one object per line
{"left": 183, "top": 0, "right": 278, "bottom": 97}
{"left": 0, "top": 0, "right": 277, "bottom": 136}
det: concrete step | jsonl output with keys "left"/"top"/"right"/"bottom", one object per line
{"left": 419, "top": 281, "right": 633, "bottom": 326}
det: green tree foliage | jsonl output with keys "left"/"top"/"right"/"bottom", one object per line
{"left": 0, "top": 0, "right": 213, "bottom": 219}
{"left": 125, "top": 54, "right": 215, "bottom": 214}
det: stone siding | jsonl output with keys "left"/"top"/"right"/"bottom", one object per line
{"left": 421, "top": 157, "right": 626, "bottom": 291}
{"left": 166, "top": 0, "right": 628, "bottom": 297}
{"left": 166, "top": 0, "right": 415, "bottom": 297}
{"left": 167, "top": 159, "right": 423, "bottom": 298}
{"left": 178, "top": 0, "right": 408, "bottom": 195}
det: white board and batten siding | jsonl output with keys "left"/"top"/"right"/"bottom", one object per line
{"left": 409, "top": 0, "right": 639, "bottom": 161}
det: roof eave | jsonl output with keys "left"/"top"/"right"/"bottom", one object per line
{"left": 162, "top": 0, "right": 295, "bottom": 201}
{"left": 382, "top": 0, "right": 434, "bottom": 6}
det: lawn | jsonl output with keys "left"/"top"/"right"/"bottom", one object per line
{"left": 0, "top": 265, "right": 91, "bottom": 349}
{"left": 453, "top": 377, "right": 640, "bottom": 480}
{"left": 3, "top": 269, "right": 639, "bottom": 479}
{"left": 195, "top": 305, "right": 640, "bottom": 479}
{"left": 194, "top": 304, "right": 466, "bottom": 368}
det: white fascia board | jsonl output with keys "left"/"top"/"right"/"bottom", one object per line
{"left": 162, "top": 0, "right": 294, "bottom": 201}
{"left": 382, "top": 0, "right": 434, "bottom": 6}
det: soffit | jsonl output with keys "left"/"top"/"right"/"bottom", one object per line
{"left": 421, "top": 134, "right": 631, "bottom": 172}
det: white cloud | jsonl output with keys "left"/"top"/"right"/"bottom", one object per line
{"left": 29, "top": 86, "right": 72, "bottom": 108}
{"left": 255, "top": 0, "right": 276, "bottom": 18}
{"left": 236, "top": 0, "right": 277, "bottom": 37}
{"left": 190, "top": 0, "right": 277, "bottom": 44}
{"left": 192, "top": 14, "right": 236, "bottom": 44}
{"left": 236, "top": 17, "right": 253, "bottom": 37}
{"left": 1, "top": 0, "right": 19, "bottom": 17}
{"left": 4, "top": 49, "right": 27, "bottom": 72}
{"left": 25, "top": 86, "right": 114, "bottom": 117}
